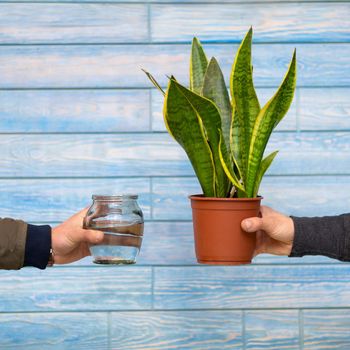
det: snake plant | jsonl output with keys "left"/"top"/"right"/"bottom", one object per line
{"left": 144, "top": 28, "right": 296, "bottom": 198}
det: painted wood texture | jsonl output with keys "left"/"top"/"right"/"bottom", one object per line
{"left": 0, "top": 178, "right": 151, "bottom": 222}
{"left": 0, "top": 44, "right": 349, "bottom": 88}
{"left": 0, "top": 267, "right": 152, "bottom": 312}
{"left": 152, "top": 87, "right": 298, "bottom": 131}
{"left": 299, "top": 88, "right": 350, "bottom": 130}
{"left": 2, "top": 175, "right": 350, "bottom": 222}
{"left": 0, "top": 89, "right": 150, "bottom": 132}
{"left": 154, "top": 265, "right": 350, "bottom": 309}
{"left": 245, "top": 310, "right": 300, "bottom": 350}
{"left": 110, "top": 311, "right": 243, "bottom": 349}
{"left": 2, "top": 131, "right": 350, "bottom": 177}
{"left": 151, "top": 3, "right": 350, "bottom": 43}
{"left": 0, "top": 4, "right": 148, "bottom": 44}
{"left": 0, "top": 87, "right": 347, "bottom": 134}
{"left": 303, "top": 309, "right": 350, "bottom": 349}
{"left": 1, "top": 3, "right": 348, "bottom": 44}
{"left": 0, "top": 313, "right": 108, "bottom": 350}
{"left": 152, "top": 176, "right": 350, "bottom": 219}
{"left": 0, "top": 1, "right": 349, "bottom": 348}
{"left": 2, "top": 87, "right": 349, "bottom": 133}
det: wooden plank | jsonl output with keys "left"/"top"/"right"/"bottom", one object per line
{"left": 0, "top": 3, "right": 148, "bottom": 44}
{"left": 245, "top": 310, "right": 300, "bottom": 349}
{"left": 139, "top": 222, "right": 337, "bottom": 266}
{"left": 152, "top": 87, "right": 297, "bottom": 131}
{"left": 299, "top": 88, "right": 350, "bottom": 130}
{"left": 266, "top": 131, "right": 350, "bottom": 175}
{"left": 0, "top": 178, "right": 151, "bottom": 222}
{"left": 0, "top": 89, "right": 150, "bottom": 132}
{"left": 110, "top": 310, "right": 243, "bottom": 349}
{"left": 151, "top": 3, "right": 350, "bottom": 43}
{"left": 1, "top": 175, "right": 348, "bottom": 223}
{"left": 303, "top": 310, "right": 350, "bottom": 349}
{"left": 152, "top": 176, "right": 350, "bottom": 220}
{"left": 0, "top": 312, "right": 108, "bottom": 350}
{"left": 0, "top": 134, "right": 188, "bottom": 177}
{"left": 0, "top": 44, "right": 348, "bottom": 88}
{"left": 154, "top": 265, "right": 350, "bottom": 309}
{"left": 1, "top": 131, "right": 350, "bottom": 177}
{"left": 0, "top": 266, "right": 152, "bottom": 312}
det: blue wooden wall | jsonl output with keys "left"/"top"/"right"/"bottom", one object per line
{"left": 0, "top": 0, "right": 350, "bottom": 348}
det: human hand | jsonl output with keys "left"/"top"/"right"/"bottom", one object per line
{"left": 51, "top": 208, "right": 104, "bottom": 264}
{"left": 241, "top": 206, "right": 295, "bottom": 256}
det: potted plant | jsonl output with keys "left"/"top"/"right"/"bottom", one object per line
{"left": 144, "top": 28, "right": 296, "bottom": 265}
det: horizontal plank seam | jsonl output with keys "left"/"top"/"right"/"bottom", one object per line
{"left": 0, "top": 86, "right": 349, "bottom": 91}
{"left": 0, "top": 1, "right": 348, "bottom": 3}
{"left": 1, "top": 307, "right": 350, "bottom": 314}
{"left": 1, "top": 174, "right": 350, "bottom": 180}
{"left": 0, "top": 41, "right": 349, "bottom": 46}
{"left": 0, "top": 84, "right": 348, "bottom": 89}
{"left": 1, "top": 130, "right": 350, "bottom": 135}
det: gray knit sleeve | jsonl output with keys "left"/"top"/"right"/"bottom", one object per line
{"left": 289, "top": 214, "right": 350, "bottom": 261}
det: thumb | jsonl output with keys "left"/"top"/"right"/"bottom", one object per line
{"left": 241, "top": 217, "right": 265, "bottom": 233}
{"left": 81, "top": 229, "right": 104, "bottom": 244}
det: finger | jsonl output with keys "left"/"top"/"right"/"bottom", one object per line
{"left": 241, "top": 217, "right": 264, "bottom": 232}
{"left": 68, "top": 229, "right": 104, "bottom": 245}
{"left": 74, "top": 207, "right": 90, "bottom": 221}
{"left": 83, "top": 229, "right": 104, "bottom": 244}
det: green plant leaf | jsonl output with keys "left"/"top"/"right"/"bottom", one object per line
{"left": 246, "top": 50, "right": 297, "bottom": 197}
{"left": 253, "top": 150, "right": 279, "bottom": 197}
{"left": 171, "top": 80, "right": 229, "bottom": 197}
{"left": 230, "top": 105, "right": 243, "bottom": 175}
{"left": 190, "top": 37, "right": 208, "bottom": 94}
{"left": 142, "top": 69, "right": 165, "bottom": 96}
{"left": 230, "top": 27, "right": 261, "bottom": 180}
{"left": 202, "top": 57, "right": 232, "bottom": 151}
{"left": 164, "top": 79, "right": 216, "bottom": 197}
{"left": 218, "top": 130, "right": 245, "bottom": 193}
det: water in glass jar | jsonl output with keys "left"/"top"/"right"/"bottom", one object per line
{"left": 89, "top": 224, "right": 143, "bottom": 265}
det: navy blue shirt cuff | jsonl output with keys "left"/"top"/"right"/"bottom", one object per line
{"left": 23, "top": 224, "right": 52, "bottom": 269}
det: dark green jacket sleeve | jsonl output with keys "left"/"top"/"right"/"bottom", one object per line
{"left": 0, "top": 218, "right": 27, "bottom": 270}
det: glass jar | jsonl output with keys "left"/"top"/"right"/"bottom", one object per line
{"left": 83, "top": 194, "right": 144, "bottom": 265}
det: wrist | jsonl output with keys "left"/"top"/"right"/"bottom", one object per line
{"left": 287, "top": 216, "right": 295, "bottom": 246}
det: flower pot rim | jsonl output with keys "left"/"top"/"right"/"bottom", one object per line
{"left": 189, "top": 194, "right": 263, "bottom": 201}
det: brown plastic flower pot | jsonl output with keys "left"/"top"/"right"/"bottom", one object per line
{"left": 190, "top": 195, "right": 262, "bottom": 265}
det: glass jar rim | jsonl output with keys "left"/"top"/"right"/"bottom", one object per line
{"left": 92, "top": 194, "right": 138, "bottom": 201}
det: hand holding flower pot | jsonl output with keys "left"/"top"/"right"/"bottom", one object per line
{"left": 144, "top": 28, "right": 296, "bottom": 265}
